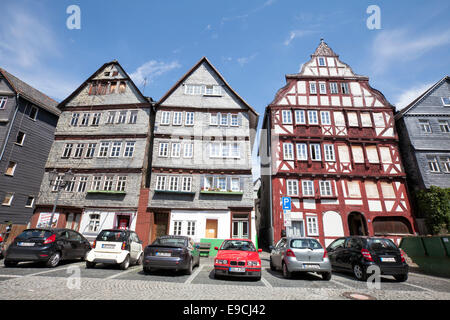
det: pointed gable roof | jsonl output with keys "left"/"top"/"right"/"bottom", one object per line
{"left": 311, "top": 39, "right": 339, "bottom": 57}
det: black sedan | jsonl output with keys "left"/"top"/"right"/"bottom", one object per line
{"left": 4, "top": 228, "right": 91, "bottom": 268}
{"left": 143, "top": 235, "right": 200, "bottom": 275}
{"left": 327, "top": 236, "right": 409, "bottom": 282}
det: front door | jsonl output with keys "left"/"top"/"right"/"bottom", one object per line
{"left": 154, "top": 213, "right": 169, "bottom": 239}
{"left": 205, "top": 219, "right": 218, "bottom": 238}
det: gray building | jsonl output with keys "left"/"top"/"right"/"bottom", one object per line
{"left": 395, "top": 76, "right": 450, "bottom": 231}
{"left": 146, "top": 57, "right": 259, "bottom": 247}
{"left": 0, "top": 68, "right": 60, "bottom": 225}
{"left": 31, "top": 61, "right": 153, "bottom": 243}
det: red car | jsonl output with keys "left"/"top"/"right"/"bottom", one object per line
{"left": 213, "top": 239, "right": 262, "bottom": 280}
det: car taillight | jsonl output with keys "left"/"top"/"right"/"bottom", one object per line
{"left": 122, "top": 241, "right": 126, "bottom": 250}
{"left": 361, "top": 248, "right": 373, "bottom": 261}
{"left": 400, "top": 249, "right": 406, "bottom": 263}
{"left": 92, "top": 240, "right": 96, "bottom": 249}
{"left": 43, "top": 234, "right": 56, "bottom": 244}
{"left": 323, "top": 250, "right": 328, "bottom": 259}
{"left": 285, "top": 249, "right": 295, "bottom": 257}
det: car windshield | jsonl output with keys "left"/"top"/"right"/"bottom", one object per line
{"left": 290, "top": 239, "right": 322, "bottom": 249}
{"left": 151, "top": 237, "right": 186, "bottom": 247}
{"left": 369, "top": 238, "right": 398, "bottom": 251}
{"left": 96, "top": 230, "right": 127, "bottom": 242}
{"left": 220, "top": 240, "right": 256, "bottom": 252}
{"left": 16, "top": 229, "right": 53, "bottom": 240}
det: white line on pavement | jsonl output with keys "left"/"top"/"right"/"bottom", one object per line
{"left": 402, "top": 282, "right": 435, "bottom": 292}
{"left": 410, "top": 272, "right": 450, "bottom": 283}
{"left": 330, "top": 278, "right": 354, "bottom": 289}
{"left": 106, "top": 266, "right": 140, "bottom": 280}
{"left": 260, "top": 276, "right": 273, "bottom": 288}
{"left": 23, "top": 262, "right": 85, "bottom": 278}
{"left": 184, "top": 265, "right": 204, "bottom": 285}
{"left": 0, "top": 274, "right": 23, "bottom": 278}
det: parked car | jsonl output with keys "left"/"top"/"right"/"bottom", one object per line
{"left": 269, "top": 237, "right": 332, "bottom": 280}
{"left": 214, "top": 239, "right": 262, "bottom": 280}
{"left": 143, "top": 235, "right": 200, "bottom": 275}
{"left": 326, "top": 236, "right": 409, "bottom": 282}
{"left": 4, "top": 228, "right": 91, "bottom": 268}
{"left": 0, "top": 234, "right": 4, "bottom": 260}
{"left": 86, "top": 229, "right": 143, "bottom": 270}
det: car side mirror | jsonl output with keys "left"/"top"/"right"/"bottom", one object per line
{"left": 214, "top": 246, "right": 219, "bottom": 250}
{"left": 258, "top": 249, "right": 262, "bottom": 253}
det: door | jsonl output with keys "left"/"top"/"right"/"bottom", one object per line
{"left": 232, "top": 214, "right": 249, "bottom": 239}
{"left": 274, "top": 238, "right": 287, "bottom": 268}
{"left": 59, "top": 230, "right": 75, "bottom": 259}
{"left": 129, "top": 232, "right": 141, "bottom": 261}
{"left": 68, "top": 231, "right": 85, "bottom": 258}
{"left": 327, "top": 238, "right": 346, "bottom": 269}
{"left": 205, "top": 219, "right": 218, "bottom": 239}
{"left": 154, "top": 213, "right": 169, "bottom": 240}
{"left": 341, "top": 237, "right": 362, "bottom": 270}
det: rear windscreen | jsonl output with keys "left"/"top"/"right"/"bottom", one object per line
{"left": 369, "top": 239, "right": 398, "bottom": 251}
{"left": 290, "top": 239, "right": 322, "bottom": 249}
{"left": 96, "top": 230, "right": 127, "bottom": 242}
{"left": 16, "top": 230, "right": 53, "bottom": 240}
{"left": 151, "top": 237, "right": 186, "bottom": 247}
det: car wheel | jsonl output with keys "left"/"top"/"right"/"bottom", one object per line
{"left": 135, "top": 253, "right": 143, "bottom": 266}
{"left": 143, "top": 266, "right": 152, "bottom": 274}
{"left": 46, "top": 252, "right": 61, "bottom": 268}
{"left": 4, "top": 260, "right": 18, "bottom": 267}
{"left": 119, "top": 255, "right": 130, "bottom": 270}
{"left": 394, "top": 274, "right": 408, "bottom": 282}
{"left": 213, "top": 271, "right": 220, "bottom": 279}
{"left": 185, "top": 258, "right": 193, "bottom": 275}
{"left": 282, "top": 262, "right": 291, "bottom": 279}
{"left": 322, "top": 272, "right": 332, "bottom": 281}
{"left": 353, "top": 264, "right": 367, "bottom": 281}
{"left": 270, "top": 257, "right": 276, "bottom": 271}
{"left": 86, "top": 261, "right": 96, "bottom": 269}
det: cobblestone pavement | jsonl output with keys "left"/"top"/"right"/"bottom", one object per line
{"left": 0, "top": 253, "right": 449, "bottom": 300}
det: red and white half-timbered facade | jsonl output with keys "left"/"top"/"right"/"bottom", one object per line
{"left": 260, "top": 40, "right": 416, "bottom": 247}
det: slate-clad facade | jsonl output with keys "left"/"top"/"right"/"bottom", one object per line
{"left": 30, "top": 61, "right": 153, "bottom": 243}
{"left": 0, "top": 68, "right": 60, "bottom": 225}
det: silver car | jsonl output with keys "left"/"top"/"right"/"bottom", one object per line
{"left": 269, "top": 237, "right": 332, "bottom": 280}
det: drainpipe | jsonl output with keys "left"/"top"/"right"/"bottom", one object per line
{"left": 0, "top": 93, "right": 20, "bottom": 161}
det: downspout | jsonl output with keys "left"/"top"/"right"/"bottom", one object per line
{"left": 0, "top": 93, "right": 20, "bottom": 161}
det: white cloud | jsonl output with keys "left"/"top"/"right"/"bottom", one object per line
{"left": 130, "top": 60, "right": 181, "bottom": 87}
{"left": 284, "top": 30, "right": 316, "bottom": 46}
{"left": 371, "top": 28, "right": 450, "bottom": 74}
{"left": 237, "top": 53, "right": 258, "bottom": 66}
{"left": 394, "top": 82, "right": 434, "bottom": 111}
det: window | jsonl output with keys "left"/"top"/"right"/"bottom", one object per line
{"left": 442, "top": 97, "right": 450, "bottom": 106}
{"left": 320, "top": 111, "right": 331, "bottom": 125}
{"left": 103, "top": 176, "right": 114, "bottom": 191}
{"left": 74, "top": 144, "right": 84, "bottom": 158}
{"left": 25, "top": 196, "right": 35, "bottom": 208}
{"left": 86, "top": 143, "right": 96, "bottom": 158}
{"left": 427, "top": 156, "right": 440, "bottom": 172}
{"left": 106, "top": 112, "right": 115, "bottom": 124}
{"left": 231, "top": 178, "right": 240, "bottom": 192}
{"left": 210, "top": 143, "right": 239, "bottom": 158}
{"left": 173, "top": 221, "right": 182, "bottom": 236}
{"left": 230, "top": 114, "right": 239, "bottom": 126}
{"left": 439, "top": 120, "right": 449, "bottom": 133}
{"left": 2, "top": 193, "right": 14, "bottom": 206}
{"left": 181, "top": 177, "right": 192, "bottom": 192}
{"left": 296, "top": 143, "right": 308, "bottom": 160}
{"left": 80, "top": 113, "right": 90, "bottom": 126}
{"left": 92, "top": 176, "right": 102, "bottom": 191}
{"left": 440, "top": 157, "right": 450, "bottom": 173}
{"left": 287, "top": 180, "right": 299, "bottom": 196}
{"left": 161, "top": 111, "right": 171, "bottom": 125}
{"left": 310, "top": 143, "right": 321, "bottom": 161}
{"left": 282, "top": 110, "right": 292, "bottom": 124}
{"left": 88, "top": 214, "right": 100, "bottom": 232}
{"left": 318, "top": 57, "right": 326, "bottom": 66}
{"left": 92, "top": 113, "right": 101, "bottom": 126}
{"left": 110, "top": 142, "right": 122, "bottom": 157}
{"left": 295, "top": 110, "right": 305, "bottom": 124}
{"left": 124, "top": 141, "right": 135, "bottom": 157}
{"left": 28, "top": 106, "right": 38, "bottom": 120}
{"left": 173, "top": 112, "right": 183, "bottom": 125}
{"left": 70, "top": 113, "right": 80, "bottom": 126}
{"left": 210, "top": 113, "right": 218, "bottom": 125}
{"left": 183, "top": 143, "right": 193, "bottom": 158}
{"left": 171, "top": 143, "right": 181, "bottom": 158}
{"left": 204, "top": 176, "right": 213, "bottom": 190}
{"left": 419, "top": 120, "right": 432, "bottom": 133}
{"left": 306, "top": 216, "right": 319, "bottom": 236}
{"left": 129, "top": 111, "right": 138, "bottom": 124}
{"left": 231, "top": 143, "right": 240, "bottom": 158}
{"left": 309, "top": 82, "right": 318, "bottom": 95}
{"left": 210, "top": 143, "right": 221, "bottom": 158}
{"left": 62, "top": 143, "right": 73, "bottom": 158}
{"left": 156, "top": 176, "right": 166, "bottom": 191}
{"left": 319, "top": 181, "right": 333, "bottom": 196}
{"left": 52, "top": 176, "right": 63, "bottom": 192}
{"left": 118, "top": 82, "right": 126, "bottom": 93}
{"left": 0, "top": 97, "right": 7, "bottom": 109}
{"left": 324, "top": 144, "right": 335, "bottom": 161}
{"left": 220, "top": 113, "right": 228, "bottom": 126}
{"left": 168, "top": 176, "right": 179, "bottom": 191}
{"left": 159, "top": 142, "right": 169, "bottom": 157}
{"left": 213, "top": 85, "right": 222, "bottom": 95}
{"left": 15, "top": 131, "right": 26, "bottom": 145}
{"left": 117, "top": 176, "right": 127, "bottom": 191}
{"left": 221, "top": 143, "right": 230, "bottom": 158}
{"left": 117, "top": 111, "right": 127, "bottom": 124}
{"left": 5, "top": 161, "right": 16, "bottom": 176}
{"left": 302, "top": 180, "right": 314, "bottom": 196}
{"left": 283, "top": 143, "right": 294, "bottom": 160}
{"left": 187, "top": 221, "right": 196, "bottom": 236}
{"left": 319, "top": 82, "right": 327, "bottom": 94}
{"left": 65, "top": 177, "right": 76, "bottom": 192}
{"left": 340, "top": 83, "right": 349, "bottom": 94}
{"left": 217, "top": 177, "right": 227, "bottom": 191}
{"left": 98, "top": 142, "right": 110, "bottom": 157}
{"left": 77, "top": 176, "right": 88, "bottom": 192}
{"left": 184, "top": 84, "right": 203, "bottom": 95}
{"left": 109, "top": 82, "right": 117, "bottom": 94}
{"left": 308, "top": 110, "right": 318, "bottom": 124}
{"left": 185, "top": 112, "right": 194, "bottom": 126}
{"left": 330, "top": 82, "right": 338, "bottom": 94}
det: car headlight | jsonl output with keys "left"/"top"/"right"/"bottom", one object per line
{"left": 247, "top": 261, "right": 260, "bottom": 267}
{"left": 215, "top": 259, "right": 228, "bottom": 265}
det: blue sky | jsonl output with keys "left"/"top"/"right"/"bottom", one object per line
{"left": 1, "top": 0, "right": 450, "bottom": 178}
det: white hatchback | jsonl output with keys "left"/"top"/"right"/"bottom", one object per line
{"left": 86, "top": 229, "right": 143, "bottom": 270}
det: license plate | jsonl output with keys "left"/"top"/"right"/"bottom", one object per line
{"left": 156, "top": 252, "right": 171, "bottom": 257}
{"left": 303, "top": 264, "right": 320, "bottom": 269}
{"left": 381, "top": 257, "right": 396, "bottom": 262}
{"left": 230, "top": 267, "right": 245, "bottom": 272}
{"left": 18, "top": 242, "right": 35, "bottom": 247}
{"left": 102, "top": 244, "right": 115, "bottom": 249}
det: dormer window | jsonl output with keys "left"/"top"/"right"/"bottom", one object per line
{"left": 184, "top": 84, "right": 221, "bottom": 96}
{"left": 318, "top": 57, "right": 326, "bottom": 66}
{"left": 442, "top": 97, "right": 450, "bottom": 106}
{"left": 104, "top": 72, "right": 110, "bottom": 76}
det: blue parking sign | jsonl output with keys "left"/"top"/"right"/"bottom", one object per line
{"left": 282, "top": 197, "right": 291, "bottom": 211}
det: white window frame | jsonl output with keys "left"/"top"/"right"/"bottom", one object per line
{"left": 117, "top": 111, "right": 127, "bottom": 124}
{"left": 309, "top": 82, "right": 317, "bottom": 94}
{"left": 219, "top": 113, "right": 229, "bottom": 126}
{"left": 173, "top": 221, "right": 182, "bottom": 236}
{"left": 318, "top": 57, "right": 326, "bottom": 66}
{"left": 181, "top": 176, "right": 192, "bottom": 192}
{"left": 419, "top": 120, "right": 432, "bottom": 133}
{"left": 124, "top": 141, "right": 135, "bottom": 157}
{"left": 319, "top": 181, "right": 333, "bottom": 196}
{"left": 187, "top": 221, "right": 196, "bottom": 236}
{"left": 282, "top": 110, "right": 292, "bottom": 124}
{"left": 74, "top": 144, "right": 84, "bottom": 158}
{"left": 185, "top": 112, "right": 194, "bottom": 126}
{"left": 319, "top": 82, "right": 327, "bottom": 94}
{"left": 302, "top": 180, "right": 314, "bottom": 196}
{"left": 103, "top": 176, "right": 114, "bottom": 191}
{"left": 231, "top": 177, "right": 241, "bottom": 192}
{"left": 210, "top": 113, "right": 219, "bottom": 126}
{"left": 70, "top": 113, "right": 80, "bottom": 126}
{"left": 117, "top": 176, "right": 127, "bottom": 192}
{"left": 98, "top": 142, "right": 110, "bottom": 158}
{"left": 173, "top": 112, "right": 183, "bottom": 126}
{"left": 428, "top": 157, "right": 440, "bottom": 172}
{"left": 156, "top": 176, "right": 166, "bottom": 191}
{"left": 306, "top": 216, "right": 319, "bottom": 236}
{"left": 308, "top": 110, "right": 319, "bottom": 125}
{"left": 183, "top": 143, "right": 193, "bottom": 158}
{"left": 320, "top": 111, "right": 331, "bottom": 125}
{"left": 310, "top": 143, "right": 322, "bottom": 161}
{"left": 441, "top": 97, "right": 450, "bottom": 106}
{"left": 295, "top": 110, "right": 306, "bottom": 124}
{"left": 129, "top": 111, "right": 138, "bottom": 124}
{"left": 438, "top": 120, "right": 449, "bottom": 133}
{"left": 168, "top": 176, "right": 179, "bottom": 191}
{"left": 62, "top": 143, "right": 73, "bottom": 158}
{"left": 161, "top": 111, "right": 171, "bottom": 125}
{"left": 230, "top": 114, "right": 239, "bottom": 126}
{"left": 287, "top": 180, "right": 299, "bottom": 196}
{"left": 330, "top": 82, "right": 338, "bottom": 94}
{"left": 283, "top": 143, "right": 294, "bottom": 160}
{"left": 296, "top": 143, "right": 308, "bottom": 161}
{"left": 159, "top": 143, "right": 169, "bottom": 157}
{"left": 171, "top": 143, "right": 181, "bottom": 158}
{"left": 324, "top": 144, "right": 335, "bottom": 162}
{"left": 110, "top": 142, "right": 122, "bottom": 157}
{"left": 77, "top": 176, "right": 88, "bottom": 192}
{"left": 0, "top": 97, "right": 7, "bottom": 109}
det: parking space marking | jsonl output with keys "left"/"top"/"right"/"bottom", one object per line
{"left": 184, "top": 265, "right": 204, "bottom": 285}
{"left": 0, "top": 274, "right": 23, "bottom": 278}
{"left": 260, "top": 276, "right": 273, "bottom": 288}
{"left": 105, "top": 266, "right": 140, "bottom": 280}
{"left": 23, "top": 262, "right": 84, "bottom": 278}
{"left": 330, "top": 278, "right": 354, "bottom": 289}
{"left": 410, "top": 272, "right": 450, "bottom": 284}
{"left": 402, "top": 282, "right": 435, "bottom": 293}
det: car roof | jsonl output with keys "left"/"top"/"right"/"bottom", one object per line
{"left": 223, "top": 238, "right": 254, "bottom": 242}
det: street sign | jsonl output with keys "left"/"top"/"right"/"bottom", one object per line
{"left": 282, "top": 197, "right": 291, "bottom": 211}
